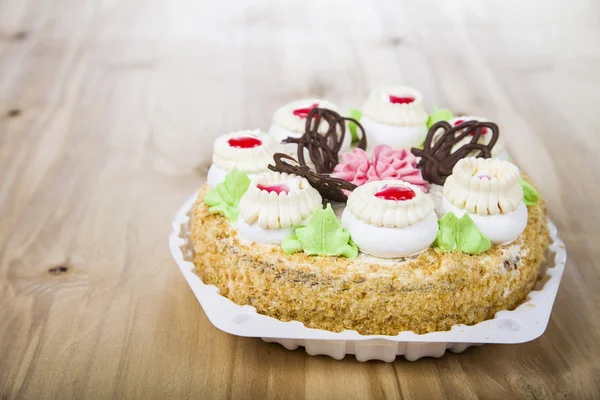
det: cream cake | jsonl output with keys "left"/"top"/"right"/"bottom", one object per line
{"left": 191, "top": 92, "right": 549, "bottom": 336}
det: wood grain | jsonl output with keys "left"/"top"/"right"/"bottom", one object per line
{"left": 1, "top": 0, "right": 599, "bottom": 398}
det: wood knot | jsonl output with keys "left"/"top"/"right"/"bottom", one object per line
{"left": 6, "top": 109, "right": 22, "bottom": 118}
{"left": 48, "top": 265, "right": 69, "bottom": 275}
{"left": 13, "top": 31, "right": 28, "bottom": 41}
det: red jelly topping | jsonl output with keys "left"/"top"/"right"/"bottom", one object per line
{"left": 227, "top": 136, "right": 262, "bottom": 149}
{"left": 257, "top": 183, "right": 290, "bottom": 195}
{"left": 454, "top": 119, "right": 487, "bottom": 135}
{"left": 388, "top": 95, "right": 415, "bottom": 104}
{"left": 292, "top": 103, "right": 319, "bottom": 118}
{"left": 375, "top": 185, "right": 416, "bottom": 201}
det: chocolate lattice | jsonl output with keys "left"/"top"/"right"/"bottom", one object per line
{"left": 411, "top": 120, "right": 499, "bottom": 185}
{"left": 283, "top": 108, "right": 367, "bottom": 174}
{"left": 268, "top": 153, "right": 357, "bottom": 203}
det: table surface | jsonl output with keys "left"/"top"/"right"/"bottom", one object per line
{"left": 1, "top": 0, "right": 599, "bottom": 399}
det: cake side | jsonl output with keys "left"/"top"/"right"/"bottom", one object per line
{"left": 191, "top": 183, "right": 549, "bottom": 335}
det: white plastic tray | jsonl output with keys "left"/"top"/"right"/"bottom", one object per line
{"left": 169, "top": 191, "right": 567, "bottom": 362}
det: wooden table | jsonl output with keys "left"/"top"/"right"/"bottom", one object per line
{"left": 1, "top": 0, "right": 599, "bottom": 398}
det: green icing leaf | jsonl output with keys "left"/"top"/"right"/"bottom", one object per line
{"left": 281, "top": 233, "right": 303, "bottom": 255}
{"left": 426, "top": 107, "right": 454, "bottom": 129}
{"left": 348, "top": 109, "right": 362, "bottom": 142}
{"left": 282, "top": 204, "right": 358, "bottom": 258}
{"left": 455, "top": 214, "right": 491, "bottom": 255}
{"left": 203, "top": 168, "right": 251, "bottom": 221}
{"left": 433, "top": 212, "right": 491, "bottom": 255}
{"left": 434, "top": 212, "right": 458, "bottom": 251}
{"left": 519, "top": 177, "right": 539, "bottom": 206}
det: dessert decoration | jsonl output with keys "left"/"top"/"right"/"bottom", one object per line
{"left": 207, "top": 129, "right": 282, "bottom": 188}
{"left": 433, "top": 212, "right": 491, "bottom": 254}
{"left": 441, "top": 116, "right": 508, "bottom": 159}
{"left": 281, "top": 203, "right": 358, "bottom": 258}
{"left": 333, "top": 144, "right": 429, "bottom": 193}
{"left": 359, "top": 86, "right": 429, "bottom": 151}
{"left": 426, "top": 108, "right": 453, "bottom": 129}
{"left": 519, "top": 177, "right": 540, "bottom": 205}
{"left": 411, "top": 120, "right": 499, "bottom": 185}
{"left": 204, "top": 168, "right": 251, "bottom": 221}
{"left": 269, "top": 99, "right": 353, "bottom": 156}
{"left": 190, "top": 86, "right": 552, "bottom": 336}
{"left": 269, "top": 153, "right": 357, "bottom": 202}
{"left": 237, "top": 171, "right": 322, "bottom": 244}
{"left": 441, "top": 158, "right": 528, "bottom": 244}
{"left": 341, "top": 180, "right": 438, "bottom": 258}
{"left": 283, "top": 107, "right": 367, "bottom": 174}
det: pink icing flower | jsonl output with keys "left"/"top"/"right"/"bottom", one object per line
{"left": 333, "top": 144, "right": 429, "bottom": 193}
{"left": 334, "top": 148, "right": 371, "bottom": 186}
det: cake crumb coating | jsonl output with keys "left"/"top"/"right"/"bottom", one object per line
{"left": 191, "top": 183, "right": 549, "bottom": 335}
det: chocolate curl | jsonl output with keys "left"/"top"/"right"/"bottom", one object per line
{"left": 283, "top": 108, "right": 367, "bottom": 174}
{"left": 268, "top": 153, "right": 357, "bottom": 203}
{"left": 412, "top": 120, "right": 499, "bottom": 185}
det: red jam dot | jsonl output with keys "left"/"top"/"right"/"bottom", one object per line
{"left": 292, "top": 103, "right": 319, "bottom": 118}
{"left": 478, "top": 175, "right": 492, "bottom": 180}
{"left": 227, "top": 136, "right": 262, "bottom": 149}
{"left": 388, "top": 95, "right": 415, "bottom": 104}
{"left": 454, "top": 119, "right": 488, "bottom": 135}
{"left": 257, "top": 183, "right": 290, "bottom": 195}
{"left": 375, "top": 185, "right": 416, "bottom": 201}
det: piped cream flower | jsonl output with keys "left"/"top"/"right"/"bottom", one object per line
{"left": 443, "top": 158, "right": 523, "bottom": 215}
{"left": 212, "top": 130, "right": 281, "bottom": 173}
{"left": 238, "top": 171, "right": 322, "bottom": 229}
{"left": 361, "top": 86, "right": 428, "bottom": 127}
{"left": 271, "top": 99, "right": 339, "bottom": 135}
{"left": 346, "top": 180, "right": 435, "bottom": 228}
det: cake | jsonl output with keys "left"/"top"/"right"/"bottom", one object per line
{"left": 191, "top": 92, "right": 549, "bottom": 336}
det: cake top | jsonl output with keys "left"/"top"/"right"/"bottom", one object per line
{"left": 213, "top": 130, "right": 282, "bottom": 173}
{"left": 204, "top": 86, "right": 541, "bottom": 259}
{"left": 361, "top": 86, "right": 428, "bottom": 126}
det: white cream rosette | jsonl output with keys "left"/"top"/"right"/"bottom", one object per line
{"left": 341, "top": 180, "right": 438, "bottom": 258}
{"left": 268, "top": 99, "right": 351, "bottom": 157}
{"left": 441, "top": 158, "right": 527, "bottom": 244}
{"left": 271, "top": 99, "right": 339, "bottom": 135}
{"left": 237, "top": 171, "right": 322, "bottom": 244}
{"left": 207, "top": 130, "right": 281, "bottom": 188}
{"left": 360, "top": 86, "right": 429, "bottom": 151}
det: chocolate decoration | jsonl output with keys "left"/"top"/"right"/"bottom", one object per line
{"left": 268, "top": 153, "right": 357, "bottom": 203}
{"left": 283, "top": 107, "right": 367, "bottom": 174}
{"left": 411, "top": 120, "right": 499, "bottom": 185}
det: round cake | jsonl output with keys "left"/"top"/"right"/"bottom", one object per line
{"left": 191, "top": 94, "right": 549, "bottom": 336}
